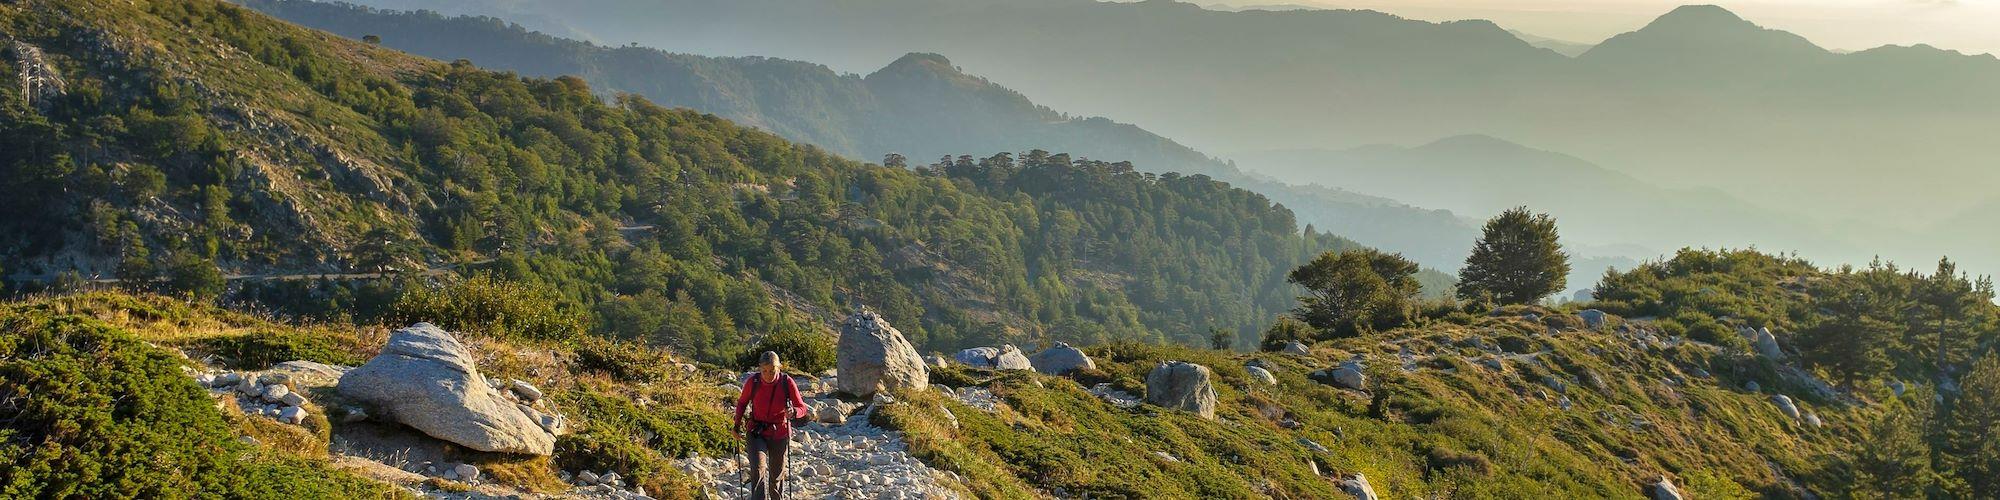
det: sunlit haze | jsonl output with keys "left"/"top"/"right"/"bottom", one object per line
{"left": 1217, "top": 0, "right": 2000, "bottom": 55}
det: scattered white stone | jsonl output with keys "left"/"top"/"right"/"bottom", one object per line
{"left": 279, "top": 406, "right": 306, "bottom": 425}
{"left": 510, "top": 379, "right": 543, "bottom": 402}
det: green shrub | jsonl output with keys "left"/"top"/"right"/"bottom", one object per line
{"left": 197, "top": 328, "right": 368, "bottom": 367}
{"left": 388, "top": 274, "right": 587, "bottom": 342}
{"left": 1673, "top": 312, "right": 1749, "bottom": 351}
{"left": 0, "top": 307, "right": 400, "bottom": 498}
{"left": 552, "top": 388, "right": 731, "bottom": 495}
{"left": 740, "top": 326, "right": 835, "bottom": 374}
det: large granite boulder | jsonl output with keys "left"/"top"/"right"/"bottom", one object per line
{"left": 1028, "top": 342, "right": 1095, "bottom": 375}
{"left": 835, "top": 311, "right": 929, "bottom": 397}
{"left": 1144, "top": 361, "right": 1218, "bottom": 419}
{"left": 994, "top": 345, "right": 1034, "bottom": 371}
{"left": 337, "top": 323, "right": 555, "bottom": 455}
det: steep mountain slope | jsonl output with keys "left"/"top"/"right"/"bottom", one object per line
{"left": 1233, "top": 135, "right": 1859, "bottom": 261}
{"left": 0, "top": 0, "right": 1368, "bottom": 359}
{"left": 236, "top": 0, "right": 1484, "bottom": 269}
{"left": 334, "top": 0, "right": 2000, "bottom": 270}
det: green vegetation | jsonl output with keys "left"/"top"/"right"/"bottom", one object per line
{"left": 0, "top": 0, "right": 1407, "bottom": 366}
{"left": 1457, "top": 207, "right": 1570, "bottom": 305}
{"left": 0, "top": 299, "right": 403, "bottom": 498}
{"left": 1285, "top": 248, "right": 1423, "bottom": 338}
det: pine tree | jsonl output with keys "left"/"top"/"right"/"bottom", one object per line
{"left": 1457, "top": 207, "right": 1569, "bottom": 305}
{"left": 1944, "top": 353, "right": 2000, "bottom": 497}
{"left": 1851, "top": 389, "right": 1950, "bottom": 498}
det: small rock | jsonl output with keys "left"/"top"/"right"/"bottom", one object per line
{"left": 340, "top": 407, "right": 370, "bottom": 423}
{"left": 280, "top": 392, "right": 307, "bottom": 407}
{"left": 454, "top": 463, "right": 480, "bottom": 482}
{"left": 510, "top": 379, "right": 543, "bottom": 402}
{"left": 261, "top": 383, "right": 291, "bottom": 403}
{"left": 212, "top": 372, "right": 242, "bottom": 388}
{"left": 1280, "top": 342, "right": 1310, "bottom": 356}
{"left": 1804, "top": 411, "right": 1823, "bottom": 428}
{"left": 1578, "top": 309, "right": 1608, "bottom": 329}
{"left": 1888, "top": 380, "right": 1906, "bottom": 397}
{"left": 1653, "top": 475, "right": 1685, "bottom": 500}
{"left": 1745, "top": 380, "right": 1762, "bottom": 392}
{"left": 1772, "top": 395, "right": 1801, "bottom": 420}
{"left": 1298, "top": 437, "right": 1329, "bottom": 454}
{"left": 195, "top": 373, "right": 216, "bottom": 387}
{"left": 577, "top": 470, "right": 600, "bottom": 485}
{"left": 1246, "top": 366, "right": 1277, "bottom": 385}
{"left": 279, "top": 406, "right": 306, "bottom": 425}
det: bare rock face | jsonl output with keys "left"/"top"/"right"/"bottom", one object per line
{"left": 337, "top": 323, "right": 555, "bottom": 455}
{"left": 1144, "top": 361, "right": 1218, "bottom": 420}
{"left": 1028, "top": 342, "right": 1095, "bottom": 375}
{"left": 835, "top": 311, "right": 929, "bottom": 397}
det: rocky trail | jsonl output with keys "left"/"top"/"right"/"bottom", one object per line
{"left": 675, "top": 405, "right": 960, "bottom": 500}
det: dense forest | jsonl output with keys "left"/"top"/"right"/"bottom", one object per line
{"left": 0, "top": 0, "right": 1399, "bottom": 364}
{"left": 236, "top": 0, "right": 1488, "bottom": 271}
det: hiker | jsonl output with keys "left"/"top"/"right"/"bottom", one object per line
{"left": 734, "top": 351, "right": 809, "bottom": 500}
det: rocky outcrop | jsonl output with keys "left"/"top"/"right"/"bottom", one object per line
{"left": 337, "top": 323, "right": 556, "bottom": 455}
{"left": 1028, "top": 342, "right": 1095, "bottom": 375}
{"left": 835, "top": 311, "right": 929, "bottom": 397}
{"left": 1144, "top": 361, "right": 1218, "bottom": 419}
{"left": 10, "top": 42, "right": 67, "bottom": 111}
{"left": 1340, "top": 473, "right": 1379, "bottom": 500}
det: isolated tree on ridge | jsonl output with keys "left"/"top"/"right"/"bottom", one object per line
{"left": 1457, "top": 207, "right": 1569, "bottom": 305}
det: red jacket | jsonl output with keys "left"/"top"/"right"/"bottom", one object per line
{"left": 734, "top": 373, "right": 808, "bottom": 438}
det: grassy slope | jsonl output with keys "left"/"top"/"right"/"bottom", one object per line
{"left": 883, "top": 306, "right": 1858, "bottom": 499}
{"left": 3, "top": 291, "right": 738, "bottom": 498}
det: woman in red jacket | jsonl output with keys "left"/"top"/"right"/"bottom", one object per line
{"left": 734, "top": 351, "right": 809, "bottom": 500}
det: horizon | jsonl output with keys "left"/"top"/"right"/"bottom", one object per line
{"left": 1207, "top": 0, "right": 2000, "bottom": 56}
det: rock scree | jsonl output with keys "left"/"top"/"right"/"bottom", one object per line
{"left": 835, "top": 311, "right": 929, "bottom": 397}
{"left": 336, "top": 323, "right": 557, "bottom": 455}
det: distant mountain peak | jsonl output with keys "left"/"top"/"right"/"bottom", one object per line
{"left": 1650, "top": 4, "right": 1750, "bottom": 28}
{"left": 1580, "top": 4, "right": 1826, "bottom": 67}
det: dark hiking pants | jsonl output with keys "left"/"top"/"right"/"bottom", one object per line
{"left": 747, "top": 433, "right": 790, "bottom": 500}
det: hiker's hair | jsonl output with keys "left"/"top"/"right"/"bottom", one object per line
{"left": 759, "top": 351, "right": 781, "bottom": 367}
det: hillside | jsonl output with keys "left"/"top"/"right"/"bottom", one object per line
{"left": 235, "top": 0, "right": 1484, "bottom": 270}
{"left": 338, "top": 0, "right": 2000, "bottom": 272}
{"left": 0, "top": 0, "right": 1389, "bottom": 361}
{"left": 9, "top": 243, "right": 1997, "bottom": 497}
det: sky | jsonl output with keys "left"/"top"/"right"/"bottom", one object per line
{"left": 1213, "top": 0, "right": 2000, "bottom": 55}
